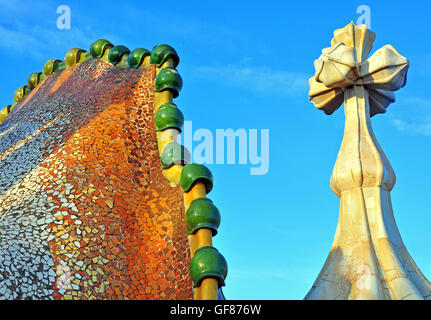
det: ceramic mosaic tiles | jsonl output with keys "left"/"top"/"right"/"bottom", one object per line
{"left": 0, "top": 58, "right": 193, "bottom": 299}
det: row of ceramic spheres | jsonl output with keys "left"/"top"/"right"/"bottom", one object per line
{"left": 0, "top": 39, "right": 228, "bottom": 292}
{"left": 0, "top": 40, "right": 183, "bottom": 123}
{"left": 156, "top": 103, "right": 228, "bottom": 291}
{"left": 147, "top": 41, "right": 228, "bottom": 293}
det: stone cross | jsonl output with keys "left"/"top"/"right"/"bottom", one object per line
{"left": 307, "top": 22, "right": 431, "bottom": 300}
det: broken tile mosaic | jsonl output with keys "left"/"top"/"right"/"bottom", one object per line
{"left": 0, "top": 59, "right": 193, "bottom": 300}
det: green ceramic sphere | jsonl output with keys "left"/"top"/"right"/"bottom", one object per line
{"left": 179, "top": 163, "right": 213, "bottom": 193}
{"left": 128, "top": 48, "right": 150, "bottom": 68}
{"left": 90, "top": 39, "right": 114, "bottom": 58}
{"left": 0, "top": 107, "right": 8, "bottom": 123}
{"left": 160, "top": 142, "right": 190, "bottom": 169}
{"left": 155, "top": 103, "right": 184, "bottom": 132}
{"left": 150, "top": 44, "right": 180, "bottom": 67}
{"left": 27, "top": 72, "right": 42, "bottom": 90}
{"left": 108, "top": 45, "right": 131, "bottom": 65}
{"left": 186, "top": 198, "right": 221, "bottom": 236}
{"left": 14, "top": 86, "right": 30, "bottom": 104}
{"left": 64, "top": 48, "right": 87, "bottom": 67}
{"left": 42, "top": 59, "right": 63, "bottom": 76}
{"left": 155, "top": 67, "right": 183, "bottom": 98}
{"left": 190, "top": 246, "right": 228, "bottom": 288}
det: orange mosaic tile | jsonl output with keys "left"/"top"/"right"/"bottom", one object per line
{"left": 0, "top": 58, "right": 192, "bottom": 299}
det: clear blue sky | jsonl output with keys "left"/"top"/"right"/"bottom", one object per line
{"left": 1, "top": 0, "right": 431, "bottom": 299}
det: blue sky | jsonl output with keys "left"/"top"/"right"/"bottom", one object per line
{"left": 1, "top": 0, "right": 431, "bottom": 299}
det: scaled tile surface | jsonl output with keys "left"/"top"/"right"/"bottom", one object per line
{"left": 0, "top": 59, "right": 192, "bottom": 299}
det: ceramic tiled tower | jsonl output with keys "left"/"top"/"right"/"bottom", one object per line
{"left": 0, "top": 40, "right": 227, "bottom": 300}
{"left": 307, "top": 22, "right": 431, "bottom": 300}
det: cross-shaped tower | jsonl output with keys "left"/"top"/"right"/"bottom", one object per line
{"left": 307, "top": 22, "right": 431, "bottom": 300}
